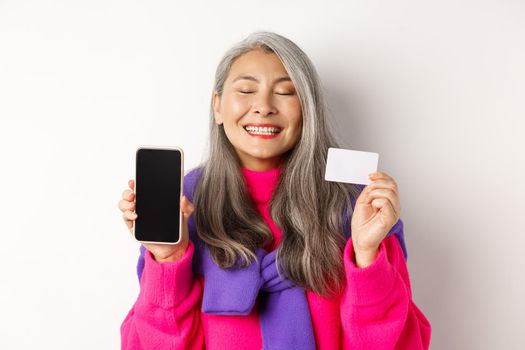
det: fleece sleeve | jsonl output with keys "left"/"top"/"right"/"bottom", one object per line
{"left": 120, "top": 241, "right": 205, "bottom": 350}
{"left": 340, "top": 234, "right": 432, "bottom": 350}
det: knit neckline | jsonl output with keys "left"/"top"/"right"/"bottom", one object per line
{"left": 241, "top": 165, "right": 283, "bottom": 204}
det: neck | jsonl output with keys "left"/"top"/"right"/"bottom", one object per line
{"left": 240, "top": 160, "right": 281, "bottom": 172}
{"left": 242, "top": 164, "right": 278, "bottom": 172}
{"left": 237, "top": 153, "right": 283, "bottom": 172}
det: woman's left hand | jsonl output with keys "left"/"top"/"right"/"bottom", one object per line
{"left": 351, "top": 171, "right": 401, "bottom": 267}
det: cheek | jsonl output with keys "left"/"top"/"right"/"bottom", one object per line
{"left": 292, "top": 118, "right": 303, "bottom": 139}
{"left": 280, "top": 115, "right": 302, "bottom": 145}
{"left": 276, "top": 95, "right": 300, "bottom": 116}
{"left": 286, "top": 101, "right": 303, "bottom": 131}
{"left": 223, "top": 95, "right": 250, "bottom": 118}
{"left": 284, "top": 98, "right": 302, "bottom": 117}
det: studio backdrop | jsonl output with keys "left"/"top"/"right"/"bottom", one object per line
{"left": 1, "top": 0, "right": 524, "bottom": 349}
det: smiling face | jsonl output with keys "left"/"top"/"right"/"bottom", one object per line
{"left": 213, "top": 49, "right": 303, "bottom": 171}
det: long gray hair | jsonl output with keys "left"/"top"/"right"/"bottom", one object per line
{"left": 193, "top": 30, "right": 361, "bottom": 296}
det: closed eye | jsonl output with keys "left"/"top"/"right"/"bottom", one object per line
{"left": 238, "top": 91, "right": 294, "bottom": 95}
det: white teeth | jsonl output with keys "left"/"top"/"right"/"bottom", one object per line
{"left": 244, "top": 126, "right": 281, "bottom": 135}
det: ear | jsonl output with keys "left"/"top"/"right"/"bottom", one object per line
{"left": 212, "top": 91, "right": 223, "bottom": 125}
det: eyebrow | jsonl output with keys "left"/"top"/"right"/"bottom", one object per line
{"left": 232, "top": 74, "right": 292, "bottom": 84}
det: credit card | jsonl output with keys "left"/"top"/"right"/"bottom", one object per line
{"left": 324, "top": 147, "right": 379, "bottom": 185}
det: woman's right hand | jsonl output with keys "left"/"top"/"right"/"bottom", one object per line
{"left": 118, "top": 179, "right": 194, "bottom": 263}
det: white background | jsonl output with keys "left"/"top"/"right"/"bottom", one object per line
{"left": 1, "top": 1, "right": 524, "bottom": 349}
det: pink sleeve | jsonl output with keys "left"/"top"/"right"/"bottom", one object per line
{"left": 120, "top": 241, "right": 205, "bottom": 350}
{"left": 340, "top": 234, "right": 432, "bottom": 350}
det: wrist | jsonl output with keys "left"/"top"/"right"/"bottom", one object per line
{"left": 154, "top": 242, "right": 189, "bottom": 263}
{"left": 353, "top": 246, "right": 380, "bottom": 268}
{"left": 155, "top": 254, "right": 182, "bottom": 263}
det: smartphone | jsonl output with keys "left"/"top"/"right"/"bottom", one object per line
{"left": 132, "top": 146, "right": 184, "bottom": 245}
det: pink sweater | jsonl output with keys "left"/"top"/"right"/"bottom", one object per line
{"left": 121, "top": 166, "right": 432, "bottom": 349}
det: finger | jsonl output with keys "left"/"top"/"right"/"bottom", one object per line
{"left": 123, "top": 210, "right": 137, "bottom": 221}
{"left": 368, "top": 188, "right": 398, "bottom": 205}
{"left": 356, "top": 185, "right": 374, "bottom": 206}
{"left": 122, "top": 189, "right": 135, "bottom": 201}
{"left": 371, "top": 197, "right": 387, "bottom": 209}
{"left": 368, "top": 188, "right": 400, "bottom": 209}
{"left": 367, "top": 179, "right": 399, "bottom": 195}
{"left": 124, "top": 218, "right": 133, "bottom": 231}
{"left": 369, "top": 171, "right": 393, "bottom": 182}
{"left": 368, "top": 189, "right": 401, "bottom": 218}
{"left": 118, "top": 199, "right": 135, "bottom": 212}
{"left": 372, "top": 197, "right": 397, "bottom": 222}
{"left": 128, "top": 179, "right": 135, "bottom": 190}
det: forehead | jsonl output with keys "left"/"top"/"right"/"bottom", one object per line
{"left": 227, "top": 49, "right": 290, "bottom": 82}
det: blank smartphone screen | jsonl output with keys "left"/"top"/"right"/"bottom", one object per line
{"left": 134, "top": 148, "right": 182, "bottom": 244}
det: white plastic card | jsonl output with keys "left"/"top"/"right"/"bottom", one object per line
{"left": 324, "top": 147, "right": 379, "bottom": 185}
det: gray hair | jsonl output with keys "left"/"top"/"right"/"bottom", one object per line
{"left": 193, "top": 30, "right": 360, "bottom": 296}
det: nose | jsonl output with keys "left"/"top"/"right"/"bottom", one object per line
{"left": 253, "top": 92, "right": 277, "bottom": 117}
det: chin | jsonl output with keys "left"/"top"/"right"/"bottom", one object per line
{"left": 248, "top": 152, "right": 277, "bottom": 159}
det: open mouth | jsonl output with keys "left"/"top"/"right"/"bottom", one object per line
{"left": 243, "top": 125, "right": 282, "bottom": 136}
